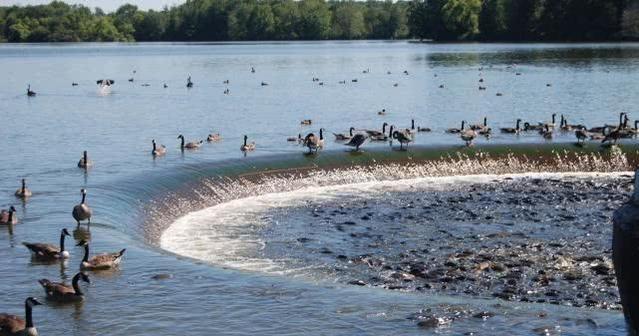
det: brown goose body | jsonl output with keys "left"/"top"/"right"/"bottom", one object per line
{"left": 72, "top": 189, "right": 92, "bottom": 225}
{"left": 39, "top": 272, "right": 90, "bottom": 303}
{"left": 14, "top": 179, "right": 32, "bottom": 199}
{"left": 77, "top": 240, "right": 125, "bottom": 271}
{"left": 23, "top": 229, "right": 70, "bottom": 260}
{"left": 0, "top": 207, "right": 17, "bottom": 225}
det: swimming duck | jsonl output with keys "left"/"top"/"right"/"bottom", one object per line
{"left": 177, "top": 135, "right": 203, "bottom": 150}
{"left": 300, "top": 119, "right": 312, "bottom": 126}
{"left": 23, "top": 228, "right": 71, "bottom": 260}
{"left": 261, "top": 82, "right": 269, "bottom": 86}
{"left": 77, "top": 151, "right": 93, "bottom": 168}
{"left": 207, "top": 133, "right": 222, "bottom": 142}
{"left": 77, "top": 240, "right": 126, "bottom": 271}
{"left": 241, "top": 135, "right": 256, "bottom": 152}
{"left": 392, "top": 130, "right": 413, "bottom": 150}
{"left": 38, "top": 272, "right": 90, "bottom": 303}
{"left": 417, "top": 126, "right": 432, "bottom": 132}
{"left": 0, "top": 297, "right": 42, "bottom": 336}
{"left": 333, "top": 127, "right": 355, "bottom": 141}
{"left": 345, "top": 134, "right": 367, "bottom": 152}
{"left": 72, "top": 189, "right": 92, "bottom": 225}
{"left": 378, "top": 109, "right": 387, "bottom": 116}
{"left": 15, "top": 179, "right": 32, "bottom": 199}
{"left": 446, "top": 121, "right": 465, "bottom": 134}
{"left": 0, "top": 206, "right": 17, "bottom": 225}
{"left": 151, "top": 140, "right": 166, "bottom": 157}
{"left": 186, "top": 76, "right": 193, "bottom": 88}
{"left": 500, "top": 119, "right": 522, "bottom": 134}
{"left": 27, "top": 85, "right": 36, "bottom": 97}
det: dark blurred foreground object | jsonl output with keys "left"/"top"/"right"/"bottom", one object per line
{"left": 613, "top": 171, "right": 639, "bottom": 335}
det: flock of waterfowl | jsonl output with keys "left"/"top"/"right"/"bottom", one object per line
{"left": 8, "top": 64, "right": 636, "bottom": 335}
{"left": 1, "top": 180, "right": 125, "bottom": 334}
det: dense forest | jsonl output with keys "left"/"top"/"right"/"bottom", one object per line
{"left": 0, "top": 0, "right": 638, "bottom": 42}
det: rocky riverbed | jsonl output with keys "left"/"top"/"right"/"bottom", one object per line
{"left": 259, "top": 174, "right": 633, "bottom": 311}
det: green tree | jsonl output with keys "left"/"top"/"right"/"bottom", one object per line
{"left": 441, "top": 0, "right": 481, "bottom": 39}
{"left": 297, "top": 0, "right": 331, "bottom": 39}
{"left": 331, "top": 2, "right": 366, "bottom": 39}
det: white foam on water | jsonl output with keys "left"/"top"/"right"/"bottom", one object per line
{"left": 160, "top": 171, "right": 631, "bottom": 273}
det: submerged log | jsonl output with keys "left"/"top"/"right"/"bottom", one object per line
{"left": 613, "top": 171, "right": 639, "bottom": 335}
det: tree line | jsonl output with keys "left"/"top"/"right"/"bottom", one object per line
{"left": 0, "top": 0, "right": 637, "bottom": 43}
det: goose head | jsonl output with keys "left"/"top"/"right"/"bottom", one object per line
{"left": 62, "top": 228, "right": 71, "bottom": 236}
{"left": 26, "top": 297, "right": 42, "bottom": 307}
{"left": 177, "top": 135, "right": 184, "bottom": 140}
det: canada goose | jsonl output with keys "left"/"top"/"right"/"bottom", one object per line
{"left": 632, "top": 120, "right": 639, "bottom": 135}
{"left": 352, "top": 79, "right": 358, "bottom": 82}
{"left": 478, "top": 86, "right": 487, "bottom": 90}
{"left": 387, "top": 71, "right": 392, "bottom": 75}
{"left": 500, "top": 119, "right": 522, "bottom": 134}
{"left": 0, "top": 297, "right": 42, "bottom": 336}
{"left": 602, "top": 127, "right": 622, "bottom": 145}
{"left": 392, "top": 130, "right": 413, "bottom": 150}
{"left": 365, "top": 123, "right": 388, "bottom": 138}
{"left": 304, "top": 129, "right": 323, "bottom": 154}
{"left": 23, "top": 228, "right": 71, "bottom": 260}
{"left": 26, "top": 85, "right": 36, "bottom": 97}
{"left": 334, "top": 127, "right": 355, "bottom": 141}
{"left": 470, "top": 117, "right": 488, "bottom": 131}
{"left": 72, "top": 189, "right": 92, "bottom": 225}
{"left": 77, "top": 151, "right": 92, "bottom": 168}
{"left": 251, "top": 67, "right": 255, "bottom": 73}
{"left": 496, "top": 92, "right": 503, "bottom": 96}
{"left": 393, "top": 83, "right": 399, "bottom": 87}
{"left": 287, "top": 134, "right": 302, "bottom": 142}
{"left": 241, "top": 135, "right": 256, "bottom": 152}
{"left": 560, "top": 116, "right": 573, "bottom": 131}
{"left": 345, "top": 134, "right": 367, "bottom": 151}
{"left": 362, "top": 69, "right": 369, "bottom": 74}
{"left": 163, "top": 83, "right": 168, "bottom": 88}
{"left": 224, "top": 88, "right": 230, "bottom": 94}
{"left": 461, "top": 128, "right": 477, "bottom": 147}
{"left": 543, "top": 114, "right": 557, "bottom": 129}
{"left": 177, "top": 135, "right": 203, "bottom": 150}
{"left": 186, "top": 76, "right": 193, "bottom": 88}
{"left": 404, "top": 70, "right": 409, "bottom": 75}
{"left": 72, "top": 82, "right": 79, "bottom": 86}
{"left": 540, "top": 125, "right": 553, "bottom": 139}
{"left": 575, "top": 128, "right": 588, "bottom": 144}
{"left": 446, "top": 121, "right": 465, "bottom": 134}
{"left": 151, "top": 140, "right": 166, "bottom": 157}
{"left": 261, "top": 82, "right": 268, "bottom": 86}
{"left": 39, "top": 272, "right": 90, "bottom": 302}
{"left": 479, "top": 78, "right": 484, "bottom": 83}
{"left": 76, "top": 240, "right": 126, "bottom": 271}
{"left": 206, "top": 133, "right": 221, "bottom": 142}
{"left": 378, "top": 109, "right": 386, "bottom": 116}
{"left": 338, "top": 80, "right": 346, "bottom": 84}
{"left": 15, "top": 179, "right": 32, "bottom": 199}
{"left": 300, "top": 119, "right": 312, "bottom": 126}
{"left": 223, "top": 80, "right": 229, "bottom": 84}
{"left": 417, "top": 126, "right": 431, "bottom": 132}
{"left": 128, "top": 78, "right": 134, "bottom": 82}
{"left": 439, "top": 84, "right": 444, "bottom": 89}
{"left": 0, "top": 206, "right": 17, "bottom": 225}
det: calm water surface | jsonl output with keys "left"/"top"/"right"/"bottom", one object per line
{"left": 0, "top": 41, "right": 638, "bottom": 335}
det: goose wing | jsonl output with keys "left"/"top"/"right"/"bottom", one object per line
{"left": 89, "top": 249, "right": 126, "bottom": 266}
{"left": 345, "top": 134, "right": 366, "bottom": 147}
{"left": 0, "top": 313, "right": 25, "bottom": 333}
{"left": 39, "top": 280, "right": 74, "bottom": 296}
{"left": 23, "top": 242, "right": 59, "bottom": 256}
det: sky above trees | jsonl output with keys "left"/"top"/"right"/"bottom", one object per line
{"left": 4, "top": 0, "right": 183, "bottom": 12}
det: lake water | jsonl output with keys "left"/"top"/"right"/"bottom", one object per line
{"left": 0, "top": 41, "right": 638, "bottom": 335}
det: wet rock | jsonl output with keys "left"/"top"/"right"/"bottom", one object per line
{"left": 348, "top": 280, "right": 367, "bottom": 286}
